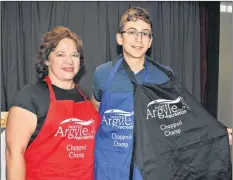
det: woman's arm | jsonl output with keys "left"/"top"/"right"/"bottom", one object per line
{"left": 5, "top": 107, "right": 37, "bottom": 180}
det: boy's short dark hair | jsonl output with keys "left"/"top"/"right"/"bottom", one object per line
{"left": 119, "top": 7, "right": 152, "bottom": 32}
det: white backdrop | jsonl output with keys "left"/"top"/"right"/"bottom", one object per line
{"left": 217, "top": 11, "right": 232, "bottom": 128}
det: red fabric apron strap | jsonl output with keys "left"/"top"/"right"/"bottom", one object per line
{"left": 45, "top": 76, "right": 88, "bottom": 100}
{"left": 44, "top": 76, "right": 56, "bottom": 100}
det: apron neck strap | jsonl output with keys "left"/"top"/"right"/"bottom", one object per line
{"left": 124, "top": 58, "right": 175, "bottom": 86}
{"left": 146, "top": 58, "right": 174, "bottom": 79}
{"left": 74, "top": 84, "right": 88, "bottom": 100}
{"left": 44, "top": 76, "right": 56, "bottom": 100}
{"left": 44, "top": 76, "right": 88, "bottom": 101}
{"left": 122, "top": 60, "right": 149, "bottom": 87}
{"left": 105, "top": 58, "right": 123, "bottom": 91}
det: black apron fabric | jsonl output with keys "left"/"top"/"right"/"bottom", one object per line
{"left": 122, "top": 60, "right": 232, "bottom": 180}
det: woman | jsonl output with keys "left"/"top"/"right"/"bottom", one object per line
{"left": 5, "top": 26, "right": 100, "bottom": 180}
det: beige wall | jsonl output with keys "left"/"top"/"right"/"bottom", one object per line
{"left": 217, "top": 12, "right": 232, "bottom": 128}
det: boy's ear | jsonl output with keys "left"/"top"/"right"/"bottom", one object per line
{"left": 116, "top": 33, "right": 123, "bottom": 45}
{"left": 148, "top": 37, "right": 153, "bottom": 48}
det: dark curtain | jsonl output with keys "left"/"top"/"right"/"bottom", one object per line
{"left": 200, "top": 4, "right": 207, "bottom": 106}
{"left": 1, "top": 2, "right": 201, "bottom": 111}
{"left": 200, "top": 2, "right": 220, "bottom": 118}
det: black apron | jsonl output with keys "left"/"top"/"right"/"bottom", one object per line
{"left": 123, "top": 60, "right": 232, "bottom": 180}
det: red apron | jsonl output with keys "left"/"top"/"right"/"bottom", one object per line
{"left": 25, "top": 76, "right": 100, "bottom": 180}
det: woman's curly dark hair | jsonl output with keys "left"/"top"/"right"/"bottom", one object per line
{"left": 35, "top": 26, "right": 84, "bottom": 80}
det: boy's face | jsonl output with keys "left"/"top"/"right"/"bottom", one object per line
{"left": 117, "top": 19, "right": 153, "bottom": 59}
